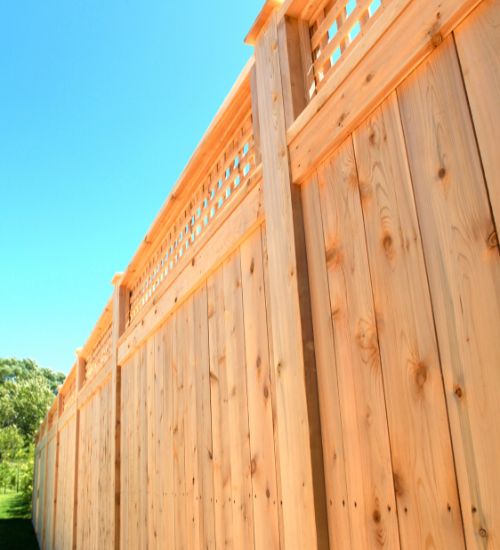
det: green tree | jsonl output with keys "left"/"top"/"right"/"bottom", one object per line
{"left": 0, "top": 358, "right": 64, "bottom": 393}
{"left": 0, "top": 358, "right": 65, "bottom": 499}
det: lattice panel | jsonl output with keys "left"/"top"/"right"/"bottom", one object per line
{"left": 84, "top": 321, "right": 112, "bottom": 383}
{"left": 308, "top": 0, "right": 383, "bottom": 95}
{"left": 128, "top": 107, "right": 257, "bottom": 325}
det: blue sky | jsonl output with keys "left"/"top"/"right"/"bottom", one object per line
{"left": 0, "top": 0, "right": 261, "bottom": 374}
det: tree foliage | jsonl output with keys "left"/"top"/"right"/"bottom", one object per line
{"left": 0, "top": 358, "right": 65, "bottom": 497}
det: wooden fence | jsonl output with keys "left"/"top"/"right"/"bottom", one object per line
{"left": 32, "top": 0, "right": 499, "bottom": 548}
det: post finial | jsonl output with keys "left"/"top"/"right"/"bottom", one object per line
{"left": 111, "top": 272, "right": 124, "bottom": 286}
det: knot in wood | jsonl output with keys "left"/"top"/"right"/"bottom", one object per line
{"left": 487, "top": 230, "right": 498, "bottom": 249}
{"left": 431, "top": 32, "right": 443, "bottom": 47}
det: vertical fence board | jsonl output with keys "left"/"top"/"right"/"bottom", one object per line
{"left": 54, "top": 419, "right": 76, "bottom": 550}
{"left": 317, "top": 136, "right": 400, "bottom": 550}
{"left": 208, "top": 266, "right": 234, "bottom": 548}
{"left": 164, "top": 319, "right": 176, "bottom": 549}
{"left": 43, "top": 436, "right": 57, "bottom": 550}
{"left": 173, "top": 305, "right": 187, "bottom": 549}
{"left": 301, "top": 177, "right": 351, "bottom": 550}
{"left": 352, "top": 92, "right": 465, "bottom": 548}
{"left": 240, "top": 229, "right": 280, "bottom": 550}
{"left": 454, "top": 0, "right": 500, "bottom": 225}
{"left": 398, "top": 36, "right": 500, "bottom": 548}
{"left": 193, "top": 285, "right": 216, "bottom": 550}
{"left": 223, "top": 252, "right": 255, "bottom": 550}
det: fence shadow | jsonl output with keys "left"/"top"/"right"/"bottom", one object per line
{"left": 0, "top": 493, "right": 39, "bottom": 550}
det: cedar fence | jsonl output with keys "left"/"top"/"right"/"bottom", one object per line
{"left": 33, "top": 0, "right": 500, "bottom": 548}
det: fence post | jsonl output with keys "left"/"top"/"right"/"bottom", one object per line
{"left": 111, "top": 273, "right": 128, "bottom": 550}
{"left": 250, "top": 6, "right": 329, "bottom": 549}
{"left": 72, "top": 349, "right": 85, "bottom": 550}
{"left": 51, "top": 391, "right": 63, "bottom": 550}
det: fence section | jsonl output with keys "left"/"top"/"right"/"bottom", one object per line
{"left": 33, "top": 0, "right": 499, "bottom": 548}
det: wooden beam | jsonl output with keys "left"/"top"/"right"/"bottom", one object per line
{"left": 254, "top": 11, "right": 329, "bottom": 549}
{"left": 111, "top": 273, "right": 128, "bottom": 550}
{"left": 72, "top": 351, "right": 85, "bottom": 550}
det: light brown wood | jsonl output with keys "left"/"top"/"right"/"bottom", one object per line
{"left": 245, "top": 0, "right": 284, "bottom": 45}
{"left": 398, "top": 35, "right": 500, "bottom": 549}
{"left": 207, "top": 267, "right": 234, "bottom": 548}
{"left": 34, "top": 2, "right": 500, "bottom": 548}
{"left": 278, "top": 16, "right": 309, "bottom": 129}
{"left": 255, "top": 11, "right": 328, "bottom": 549}
{"left": 193, "top": 286, "right": 216, "bottom": 550}
{"left": 454, "top": 0, "right": 500, "bottom": 226}
{"left": 317, "top": 136, "right": 400, "bottom": 549}
{"left": 240, "top": 229, "right": 280, "bottom": 550}
{"left": 111, "top": 276, "right": 127, "bottom": 550}
{"left": 288, "top": 0, "right": 484, "bottom": 183}
{"left": 353, "top": 92, "right": 465, "bottom": 548}
{"left": 301, "top": 178, "right": 351, "bottom": 550}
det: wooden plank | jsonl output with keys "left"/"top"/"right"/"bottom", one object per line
{"left": 260, "top": 226, "right": 286, "bottom": 547}
{"left": 43, "top": 435, "right": 57, "bottom": 550}
{"left": 207, "top": 267, "right": 234, "bottom": 548}
{"left": 352, "top": 92, "right": 465, "bottom": 548}
{"left": 98, "top": 382, "right": 113, "bottom": 549}
{"left": 398, "top": 35, "right": 500, "bottom": 549}
{"left": 163, "top": 320, "right": 176, "bottom": 548}
{"left": 138, "top": 346, "right": 149, "bottom": 550}
{"left": 173, "top": 305, "right": 187, "bottom": 549}
{"left": 240, "top": 229, "right": 280, "bottom": 550}
{"left": 288, "top": 0, "right": 484, "bottom": 183}
{"left": 301, "top": 177, "right": 351, "bottom": 550}
{"left": 193, "top": 285, "right": 216, "bottom": 550}
{"left": 222, "top": 251, "right": 255, "bottom": 550}
{"left": 317, "top": 136, "right": 400, "bottom": 549}
{"left": 146, "top": 333, "right": 156, "bottom": 548}
{"left": 157, "top": 331, "right": 166, "bottom": 549}
{"left": 454, "top": 0, "right": 500, "bottom": 226}
{"left": 254, "top": 12, "right": 328, "bottom": 549}
{"left": 278, "top": 16, "right": 309, "bottom": 129}
{"left": 120, "top": 361, "right": 130, "bottom": 550}
{"left": 111, "top": 276, "right": 126, "bottom": 550}
{"left": 54, "top": 418, "right": 77, "bottom": 550}
{"left": 184, "top": 295, "right": 199, "bottom": 548}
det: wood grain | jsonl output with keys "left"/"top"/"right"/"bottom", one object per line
{"left": 454, "top": 0, "right": 500, "bottom": 226}
{"left": 353, "top": 92, "right": 465, "bottom": 549}
{"left": 398, "top": 36, "right": 500, "bottom": 549}
{"left": 317, "top": 136, "right": 400, "bottom": 550}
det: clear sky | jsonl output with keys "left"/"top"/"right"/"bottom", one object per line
{"left": 0, "top": 0, "right": 262, "bottom": 375}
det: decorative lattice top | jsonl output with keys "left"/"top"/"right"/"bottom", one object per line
{"left": 84, "top": 320, "right": 113, "bottom": 383}
{"left": 128, "top": 106, "right": 257, "bottom": 325}
{"left": 308, "top": 0, "right": 383, "bottom": 95}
